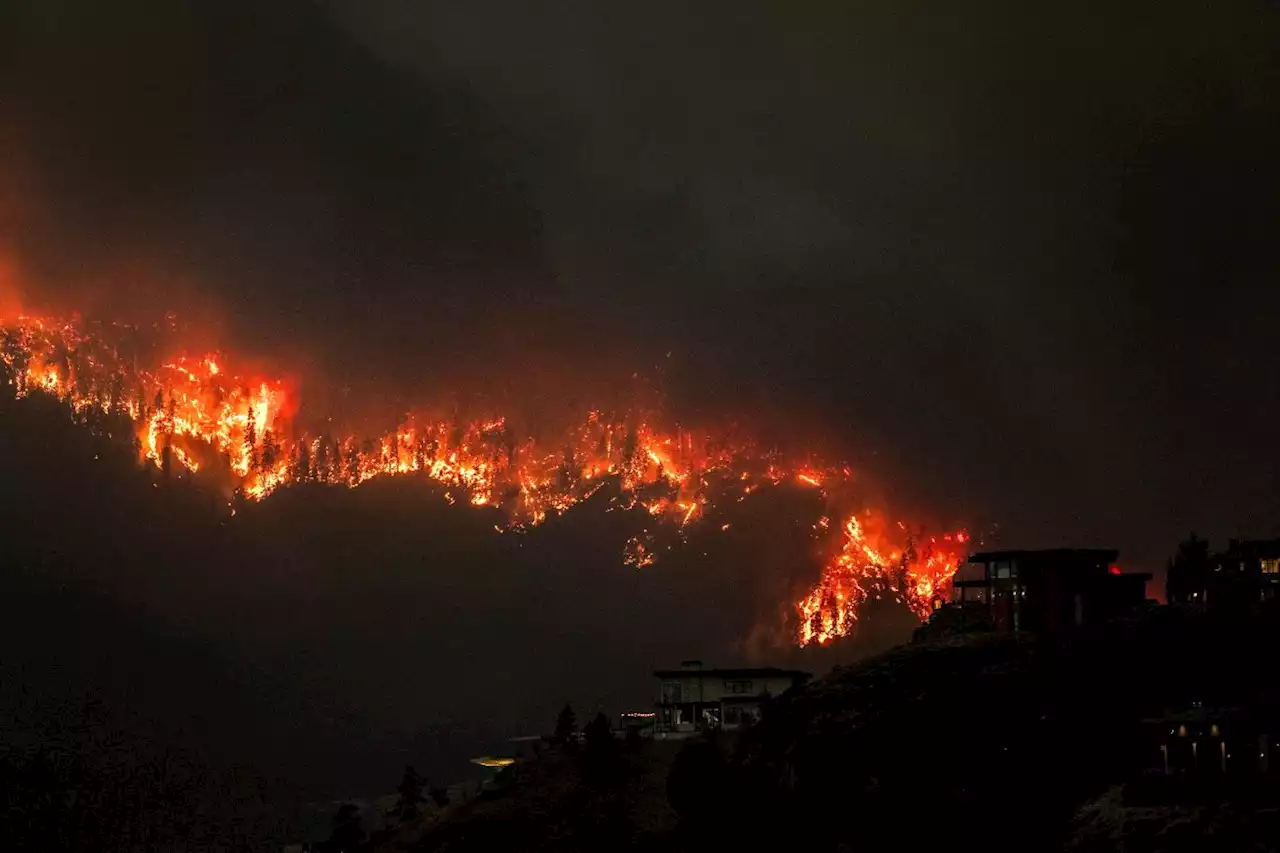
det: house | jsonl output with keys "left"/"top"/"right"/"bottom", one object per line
{"left": 946, "top": 549, "right": 1150, "bottom": 633}
{"left": 1143, "top": 704, "right": 1273, "bottom": 778}
{"left": 654, "top": 661, "right": 811, "bottom": 733}
{"left": 1206, "top": 539, "right": 1280, "bottom": 611}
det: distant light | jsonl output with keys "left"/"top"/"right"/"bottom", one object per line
{"left": 470, "top": 757, "right": 515, "bottom": 768}
{"left": 1109, "top": 565, "right": 1122, "bottom": 575}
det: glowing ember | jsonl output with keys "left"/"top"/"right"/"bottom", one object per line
{"left": 0, "top": 314, "right": 966, "bottom": 647}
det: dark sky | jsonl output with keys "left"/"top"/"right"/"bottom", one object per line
{"left": 1, "top": 0, "right": 1278, "bottom": 800}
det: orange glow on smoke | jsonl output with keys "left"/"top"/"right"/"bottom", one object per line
{"left": 0, "top": 314, "right": 966, "bottom": 647}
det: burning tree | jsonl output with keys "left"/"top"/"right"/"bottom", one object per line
{"left": 0, "top": 313, "right": 969, "bottom": 647}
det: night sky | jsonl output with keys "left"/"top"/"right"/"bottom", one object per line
{"left": 1, "top": 0, "right": 1278, "bottom": 799}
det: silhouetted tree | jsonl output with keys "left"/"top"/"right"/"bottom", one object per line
{"left": 395, "top": 765, "right": 426, "bottom": 822}
{"left": 1168, "top": 532, "right": 1210, "bottom": 604}
{"left": 294, "top": 439, "right": 312, "bottom": 482}
{"left": 107, "top": 374, "right": 123, "bottom": 415}
{"left": 584, "top": 711, "right": 612, "bottom": 754}
{"left": 503, "top": 425, "right": 517, "bottom": 470}
{"left": 261, "top": 429, "right": 278, "bottom": 470}
{"left": 554, "top": 703, "right": 577, "bottom": 746}
{"left": 243, "top": 407, "right": 258, "bottom": 474}
{"left": 582, "top": 711, "right": 620, "bottom": 786}
{"left": 622, "top": 425, "right": 640, "bottom": 474}
{"left": 318, "top": 440, "right": 334, "bottom": 481}
{"left": 329, "top": 803, "right": 363, "bottom": 852}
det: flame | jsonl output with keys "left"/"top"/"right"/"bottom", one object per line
{"left": 797, "top": 470, "right": 824, "bottom": 488}
{"left": 0, "top": 314, "right": 966, "bottom": 646}
{"left": 796, "top": 515, "right": 966, "bottom": 646}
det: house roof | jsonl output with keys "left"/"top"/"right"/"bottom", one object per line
{"left": 653, "top": 666, "right": 812, "bottom": 681}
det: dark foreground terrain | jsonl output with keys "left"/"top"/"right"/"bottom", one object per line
{"left": 373, "top": 609, "right": 1280, "bottom": 853}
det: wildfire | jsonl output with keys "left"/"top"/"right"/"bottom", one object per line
{"left": 0, "top": 314, "right": 966, "bottom": 646}
{"left": 796, "top": 516, "right": 966, "bottom": 646}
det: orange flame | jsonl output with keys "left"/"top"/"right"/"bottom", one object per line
{"left": 0, "top": 314, "right": 966, "bottom": 646}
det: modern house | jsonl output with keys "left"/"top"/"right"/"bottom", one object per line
{"left": 946, "top": 549, "right": 1150, "bottom": 633}
{"left": 654, "top": 661, "right": 811, "bottom": 733}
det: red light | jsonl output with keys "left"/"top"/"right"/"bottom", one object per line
{"left": 1109, "top": 565, "right": 1122, "bottom": 575}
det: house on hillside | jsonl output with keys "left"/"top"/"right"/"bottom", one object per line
{"left": 943, "top": 549, "right": 1150, "bottom": 633}
{"left": 654, "top": 661, "right": 810, "bottom": 734}
{"left": 1143, "top": 705, "right": 1274, "bottom": 778}
{"left": 1206, "top": 539, "right": 1280, "bottom": 611}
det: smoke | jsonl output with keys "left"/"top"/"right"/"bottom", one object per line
{"left": 1, "top": 0, "right": 1278, "bottom": 804}
{"left": 0, "top": 250, "right": 24, "bottom": 321}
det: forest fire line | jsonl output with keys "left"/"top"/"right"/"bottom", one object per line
{"left": 0, "top": 314, "right": 967, "bottom": 646}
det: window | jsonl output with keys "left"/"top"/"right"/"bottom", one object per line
{"left": 990, "top": 560, "right": 1017, "bottom": 579}
{"left": 725, "top": 680, "right": 753, "bottom": 694}
{"left": 1262, "top": 559, "right": 1280, "bottom": 575}
{"left": 661, "top": 681, "right": 682, "bottom": 704}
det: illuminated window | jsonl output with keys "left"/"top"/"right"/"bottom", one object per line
{"left": 1262, "top": 559, "right": 1280, "bottom": 575}
{"left": 1211, "top": 724, "right": 1221, "bottom": 737}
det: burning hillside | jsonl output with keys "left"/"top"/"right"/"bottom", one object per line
{"left": 0, "top": 313, "right": 967, "bottom": 646}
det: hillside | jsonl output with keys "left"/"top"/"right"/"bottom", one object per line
{"left": 0, "top": 387, "right": 857, "bottom": 848}
{"left": 730, "top": 612, "right": 1280, "bottom": 851}
{"left": 372, "top": 741, "right": 682, "bottom": 852}
{"left": 370, "top": 636, "right": 1074, "bottom": 852}
{"left": 387, "top": 611, "right": 1280, "bottom": 852}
